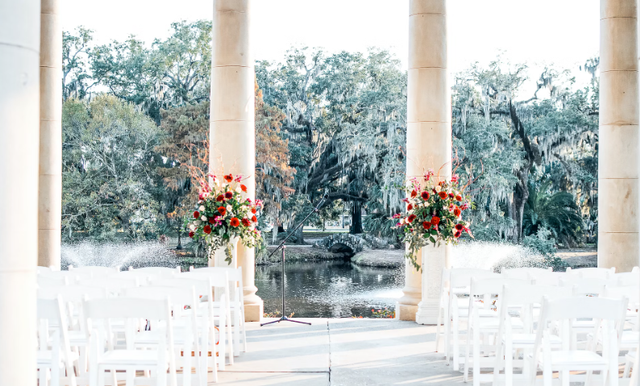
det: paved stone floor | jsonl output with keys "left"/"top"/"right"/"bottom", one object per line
{"left": 216, "top": 319, "right": 464, "bottom": 385}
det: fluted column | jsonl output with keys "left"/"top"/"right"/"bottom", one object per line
{"left": 598, "top": 0, "right": 639, "bottom": 272}
{"left": 38, "top": 0, "right": 61, "bottom": 269}
{"left": 209, "top": 0, "right": 263, "bottom": 321}
{"left": 398, "top": 0, "right": 452, "bottom": 323}
{"left": 0, "top": 0, "right": 40, "bottom": 383}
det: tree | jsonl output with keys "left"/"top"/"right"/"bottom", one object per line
{"left": 63, "top": 27, "right": 97, "bottom": 101}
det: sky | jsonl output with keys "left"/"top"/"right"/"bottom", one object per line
{"left": 60, "top": 0, "right": 600, "bottom": 94}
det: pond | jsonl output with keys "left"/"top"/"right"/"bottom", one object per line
{"left": 255, "top": 260, "right": 404, "bottom": 318}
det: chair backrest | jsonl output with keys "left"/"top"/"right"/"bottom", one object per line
{"left": 78, "top": 276, "right": 139, "bottom": 296}
{"left": 470, "top": 277, "right": 529, "bottom": 297}
{"left": 501, "top": 267, "right": 552, "bottom": 280}
{"left": 38, "top": 274, "right": 69, "bottom": 287}
{"left": 128, "top": 266, "right": 181, "bottom": 278}
{"left": 37, "top": 296, "right": 74, "bottom": 365}
{"left": 559, "top": 276, "right": 612, "bottom": 296}
{"left": 603, "top": 285, "right": 640, "bottom": 307}
{"left": 190, "top": 266, "right": 244, "bottom": 302}
{"left": 528, "top": 270, "right": 564, "bottom": 286}
{"left": 125, "top": 286, "right": 198, "bottom": 313}
{"left": 112, "top": 270, "right": 158, "bottom": 286}
{"left": 68, "top": 266, "right": 120, "bottom": 277}
{"left": 566, "top": 267, "right": 615, "bottom": 280}
{"left": 37, "top": 266, "right": 52, "bottom": 274}
{"left": 614, "top": 272, "right": 639, "bottom": 286}
{"left": 449, "top": 268, "right": 497, "bottom": 289}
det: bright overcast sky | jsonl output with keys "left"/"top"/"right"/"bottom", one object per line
{"left": 61, "top": 0, "right": 600, "bottom": 92}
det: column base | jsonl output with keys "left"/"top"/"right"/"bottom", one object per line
{"left": 244, "top": 301, "right": 263, "bottom": 322}
{"left": 415, "top": 298, "right": 440, "bottom": 325}
{"left": 395, "top": 302, "right": 419, "bottom": 321}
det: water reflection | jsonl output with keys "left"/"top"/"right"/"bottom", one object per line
{"left": 255, "top": 260, "right": 403, "bottom": 318}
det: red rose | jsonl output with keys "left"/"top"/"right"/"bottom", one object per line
{"left": 431, "top": 216, "right": 441, "bottom": 225}
{"left": 438, "top": 192, "right": 448, "bottom": 200}
{"left": 454, "top": 231, "right": 462, "bottom": 238}
{"left": 203, "top": 225, "right": 212, "bottom": 234}
{"left": 193, "top": 211, "right": 200, "bottom": 219}
{"left": 224, "top": 174, "right": 233, "bottom": 183}
{"left": 453, "top": 207, "right": 462, "bottom": 217}
{"left": 216, "top": 195, "right": 225, "bottom": 202}
{"left": 209, "top": 217, "right": 215, "bottom": 224}
{"left": 230, "top": 217, "right": 240, "bottom": 227}
{"left": 422, "top": 221, "right": 431, "bottom": 230}
{"left": 407, "top": 204, "right": 413, "bottom": 211}
{"left": 455, "top": 223, "right": 464, "bottom": 231}
{"left": 241, "top": 184, "right": 247, "bottom": 193}
{"left": 456, "top": 195, "right": 462, "bottom": 201}
{"left": 189, "top": 231, "right": 195, "bottom": 238}
{"left": 421, "top": 191, "right": 430, "bottom": 200}
{"left": 225, "top": 191, "right": 233, "bottom": 199}
{"left": 407, "top": 214, "right": 417, "bottom": 223}
{"left": 217, "top": 207, "right": 227, "bottom": 216}
{"left": 251, "top": 208, "right": 257, "bottom": 214}
{"left": 241, "top": 218, "right": 251, "bottom": 227}
{"left": 411, "top": 190, "right": 417, "bottom": 198}
{"left": 252, "top": 215, "right": 258, "bottom": 223}
{"left": 449, "top": 193, "right": 455, "bottom": 198}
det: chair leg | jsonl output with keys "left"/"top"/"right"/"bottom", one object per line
{"left": 234, "top": 310, "right": 240, "bottom": 357}
{"left": 560, "top": 370, "right": 569, "bottom": 386}
{"left": 157, "top": 365, "right": 167, "bottom": 386}
{"left": 624, "top": 355, "right": 632, "bottom": 378}
{"left": 453, "top": 312, "right": 460, "bottom": 371}
{"left": 435, "top": 302, "right": 443, "bottom": 353}
{"left": 444, "top": 305, "right": 450, "bottom": 361}
{"left": 463, "top": 325, "right": 471, "bottom": 382}
{"left": 473, "top": 326, "right": 480, "bottom": 386}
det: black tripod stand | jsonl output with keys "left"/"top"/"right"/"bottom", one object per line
{"left": 261, "top": 194, "right": 328, "bottom": 327}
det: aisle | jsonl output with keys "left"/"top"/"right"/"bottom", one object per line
{"left": 216, "top": 319, "right": 464, "bottom": 385}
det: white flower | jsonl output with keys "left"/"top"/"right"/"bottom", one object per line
{"left": 195, "top": 220, "right": 202, "bottom": 226}
{"left": 199, "top": 205, "right": 205, "bottom": 212}
{"left": 235, "top": 187, "right": 242, "bottom": 193}
{"left": 189, "top": 224, "right": 196, "bottom": 231}
{"left": 435, "top": 185, "right": 441, "bottom": 193}
{"left": 226, "top": 205, "right": 232, "bottom": 212}
{"left": 201, "top": 216, "right": 207, "bottom": 222}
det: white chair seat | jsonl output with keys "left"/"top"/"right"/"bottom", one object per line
{"left": 100, "top": 350, "right": 170, "bottom": 366}
{"left": 539, "top": 350, "right": 607, "bottom": 367}
{"left": 37, "top": 350, "right": 80, "bottom": 364}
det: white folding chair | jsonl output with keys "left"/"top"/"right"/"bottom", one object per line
{"left": 501, "top": 267, "right": 552, "bottom": 280}
{"left": 125, "top": 286, "right": 207, "bottom": 386}
{"left": 435, "top": 267, "right": 450, "bottom": 356}
{"left": 129, "top": 266, "right": 181, "bottom": 278}
{"left": 37, "top": 296, "right": 78, "bottom": 386}
{"left": 566, "top": 266, "right": 616, "bottom": 280}
{"left": 531, "top": 296, "right": 627, "bottom": 386}
{"left": 68, "top": 266, "right": 121, "bottom": 278}
{"left": 84, "top": 297, "right": 177, "bottom": 386}
{"left": 39, "top": 274, "right": 69, "bottom": 288}
{"left": 448, "top": 268, "right": 497, "bottom": 371}
{"left": 190, "top": 266, "right": 247, "bottom": 355}
{"left": 78, "top": 277, "right": 139, "bottom": 297}
{"left": 463, "top": 277, "right": 527, "bottom": 385}
{"left": 494, "top": 283, "right": 573, "bottom": 386}
{"left": 528, "top": 270, "right": 565, "bottom": 286}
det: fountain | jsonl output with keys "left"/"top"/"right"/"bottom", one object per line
{"left": 60, "top": 241, "right": 182, "bottom": 270}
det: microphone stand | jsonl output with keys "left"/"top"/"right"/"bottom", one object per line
{"left": 261, "top": 194, "right": 328, "bottom": 327}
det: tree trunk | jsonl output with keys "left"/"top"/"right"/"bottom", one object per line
{"left": 176, "top": 229, "right": 183, "bottom": 250}
{"left": 350, "top": 201, "right": 364, "bottom": 234}
{"left": 294, "top": 225, "right": 305, "bottom": 244}
{"left": 272, "top": 220, "right": 279, "bottom": 245}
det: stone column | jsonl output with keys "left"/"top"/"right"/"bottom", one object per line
{"left": 0, "top": 0, "right": 40, "bottom": 384}
{"left": 38, "top": 0, "right": 62, "bottom": 269}
{"left": 598, "top": 0, "right": 639, "bottom": 272}
{"left": 209, "top": 0, "right": 263, "bottom": 321}
{"left": 398, "top": 0, "right": 452, "bottom": 323}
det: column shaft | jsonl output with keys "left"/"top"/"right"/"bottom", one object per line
{"left": 210, "top": 0, "right": 263, "bottom": 321}
{"left": 0, "top": 0, "right": 40, "bottom": 383}
{"left": 399, "top": 0, "right": 452, "bottom": 323}
{"left": 38, "top": 0, "right": 61, "bottom": 269}
{"left": 598, "top": 0, "right": 639, "bottom": 272}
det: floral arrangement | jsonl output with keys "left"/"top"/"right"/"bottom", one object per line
{"left": 394, "top": 170, "right": 473, "bottom": 270}
{"left": 186, "top": 173, "right": 262, "bottom": 264}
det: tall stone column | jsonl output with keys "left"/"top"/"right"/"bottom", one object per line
{"left": 38, "top": 0, "right": 62, "bottom": 269}
{"left": 209, "top": 0, "right": 263, "bottom": 321}
{"left": 598, "top": 0, "right": 639, "bottom": 272}
{"left": 398, "top": 0, "right": 452, "bottom": 323}
{"left": 0, "top": 0, "right": 40, "bottom": 384}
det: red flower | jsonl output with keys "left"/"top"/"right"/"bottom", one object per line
{"left": 411, "top": 190, "right": 417, "bottom": 198}
{"left": 252, "top": 215, "right": 258, "bottom": 223}
{"left": 217, "top": 207, "right": 227, "bottom": 216}
{"left": 422, "top": 221, "right": 431, "bottom": 230}
{"left": 455, "top": 223, "right": 464, "bottom": 231}
{"left": 193, "top": 211, "right": 200, "bottom": 219}
{"left": 230, "top": 217, "right": 240, "bottom": 227}
{"left": 449, "top": 193, "right": 455, "bottom": 198}
{"left": 209, "top": 217, "right": 215, "bottom": 224}
{"left": 216, "top": 195, "right": 225, "bottom": 202}
{"left": 454, "top": 231, "right": 462, "bottom": 238}
{"left": 407, "top": 204, "right": 413, "bottom": 211}
{"left": 453, "top": 207, "right": 462, "bottom": 217}
{"left": 203, "top": 225, "right": 212, "bottom": 234}
{"left": 241, "top": 218, "right": 251, "bottom": 227}
{"left": 224, "top": 174, "right": 233, "bottom": 183}
{"left": 251, "top": 208, "right": 257, "bottom": 214}
{"left": 421, "top": 191, "right": 430, "bottom": 200}
{"left": 189, "top": 231, "right": 195, "bottom": 238}
{"left": 407, "top": 214, "right": 417, "bottom": 223}
{"left": 225, "top": 191, "right": 233, "bottom": 199}
{"left": 431, "top": 216, "right": 441, "bottom": 225}
{"left": 438, "top": 192, "right": 448, "bottom": 200}
{"left": 455, "top": 195, "right": 462, "bottom": 201}
{"left": 241, "top": 184, "right": 247, "bottom": 193}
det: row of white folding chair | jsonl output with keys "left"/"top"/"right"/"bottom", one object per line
{"left": 37, "top": 296, "right": 78, "bottom": 386}
{"left": 189, "top": 266, "right": 247, "bottom": 356}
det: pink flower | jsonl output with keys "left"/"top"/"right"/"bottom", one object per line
{"left": 235, "top": 175, "right": 243, "bottom": 182}
{"left": 392, "top": 213, "right": 402, "bottom": 219}
{"left": 451, "top": 175, "right": 459, "bottom": 183}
